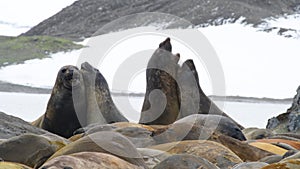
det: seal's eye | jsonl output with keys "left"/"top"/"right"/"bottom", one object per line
{"left": 61, "top": 68, "right": 67, "bottom": 73}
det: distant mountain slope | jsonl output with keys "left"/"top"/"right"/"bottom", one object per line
{"left": 23, "top": 0, "right": 300, "bottom": 41}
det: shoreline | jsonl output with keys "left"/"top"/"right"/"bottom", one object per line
{"left": 0, "top": 81, "right": 292, "bottom": 104}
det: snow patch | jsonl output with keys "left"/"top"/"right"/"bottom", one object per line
{"left": 0, "top": 50, "right": 81, "bottom": 88}
{"left": 258, "top": 14, "right": 300, "bottom": 39}
{"left": 198, "top": 22, "right": 300, "bottom": 98}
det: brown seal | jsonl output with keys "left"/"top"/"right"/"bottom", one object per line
{"left": 0, "top": 134, "right": 57, "bottom": 168}
{"left": 32, "top": 65, "right": 87, "bottom": 138}
{"left": 41, "top": 152, "right": 142, "bottom": 169}
{"left": 153, "top": 154, "right": 219, "bottom": 169}
{"left": 139, "top": 38, "right": 243, "bottom": 129}
{"left": 139, "top": 38, "right": 180, "bottom": 125}
{"left": 49, "top": 131, "right": 148, "bottom": 168}
{"left": 0, "top": 162, "right": 32, "bottom": 169}
{"left": 150, "top": 140, "right": 242, "bottom": 169}
{"left": 261, "top": 159, "right": 300, "bottom": 169}
{"left": 152, "top": 114, "right": 246, "bottom": 145}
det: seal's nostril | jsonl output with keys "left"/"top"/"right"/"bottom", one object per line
{"left": 69, "top": 69, "right": 74, "bottom": 76}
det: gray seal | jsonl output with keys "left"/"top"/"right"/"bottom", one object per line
{"left": 32, "top": 65, "right": 87, "bottom": 138}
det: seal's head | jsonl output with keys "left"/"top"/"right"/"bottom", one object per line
{"left": 58, "top": 65, "right": 81, "bottom": 89}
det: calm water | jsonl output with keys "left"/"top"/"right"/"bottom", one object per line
{"left": 0, "top": 92, "right": 289, "bottom": 128}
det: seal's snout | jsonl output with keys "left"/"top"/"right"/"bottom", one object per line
{"left": 159, "top": 37, "right": 172, "bottom": 52}
{"left": 68, "top": 69, "right": 74, "bottom": 76}
{"left": 81, "top": 62, "right": 93, "bottom": 71}
{"left": 59, "top": 65, "right": 82, "bottom": 89}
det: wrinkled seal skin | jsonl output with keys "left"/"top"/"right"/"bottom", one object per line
{"left": 41, "top": 152, "right": 142, "bottom": 169}
{"left": 0, "top": 134, "right": 57, "bottom": 168}
{"left": 32, "top": 66, "right": 87, "bottom": 138}
{"left": 49, "top": 131, "right": 148, "bottom": 168}
{"left": 80, "top": 62, "right": 128, "bottom": 125}
{"left": 153, "top": 154, "right": 219, "bottom": 169}
{"left": 140, "top": 38, "right": 180, "bottom": 125}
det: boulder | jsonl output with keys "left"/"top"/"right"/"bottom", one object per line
{"left": 0, "top": 112, "right": 47, "bottom": 139}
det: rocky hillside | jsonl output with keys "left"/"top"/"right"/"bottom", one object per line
{"left": 23, "top": 0, "right": 300, "bottom": 41}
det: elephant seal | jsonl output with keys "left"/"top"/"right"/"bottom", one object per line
{"left": 49, "top": 131, "right": 147, "bottom": 168}
{"left": 150, "top": 140, "right": 242, "bottom": 169}
{"left": 261, "top": 159, "right": 300, "bottom": 169}
{"left": 41, "top": 152, "right": 142, "bottom": 169}
{"left": 249, "top": 142, "right": 288, "bottom": 155}
{"left": 139, "top": 38, "right": 243, "bottom": 129}
{"left": 74, "top": 122, "right": 156, "bottom": 148}
{"left": 153, "top": 154, "right": 220, "bottom": 169}
{"left": 213, "top": 134, "right": 273, "bottom": 162}
{"left": 232, "top": 162, "right": 268, "bottom": 169}
{"left": 139, "top": 38, "right": 180, "bottom": 125}
{"left": 177, "top": 59, "right": 244, "bottom": 129}
{"left": 153, "top": 114, "right": 246, "bottom": 145}
{"left": 0, "top": 162, "right": 32, "bottom": 169}
{"left": 242, "top": 128, "right": 274, "bottom": 140}
{"left": 259, "top": 154, "right": 283, "bottom": 164}
{"left": 0, "top": 134, "right": 57, "bottom": 168}
{"left": 137, "top": 148, "right": 170, "bottom": 168}
{"left": 32, "top": 65, "right": 87, "bottom": 138}
{"left": 80, "top": 62, "right": 128, "bottom": 125}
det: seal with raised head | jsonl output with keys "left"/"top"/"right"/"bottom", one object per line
{"left": 139, "top": 38, "right": 180, "bottom": 125}
{"left": 177, "top": 59, "right": 244, "bottom": 129}
{"left": 32, "top": 65, "right": 87, "bottom": 138}
{"left": 139, "top": 38, "right": 243, "bottom": 129}
{"left": 80, "top": 62, "right": 128, "bottom": 125}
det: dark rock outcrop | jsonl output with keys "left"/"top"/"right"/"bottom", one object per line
{"left": 23, "top": 0, "right": 300, "bottom": 41}
{"left": 267, "top": 86, "right": 300, "bottom": 133}
{"left": 0, "top": 111, "right": 47, "bottom": 139}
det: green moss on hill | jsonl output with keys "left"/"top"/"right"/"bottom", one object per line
{"left": 0, "top": 35, "right": 83, "bottom": 66}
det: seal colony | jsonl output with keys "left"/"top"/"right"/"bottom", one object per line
{"left": 2, "top": 38, "right": 300, "bottom": 168}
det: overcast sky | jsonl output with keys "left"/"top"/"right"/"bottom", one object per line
{"left": 0, "top": 0, "right": 77, "bottom": 26}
